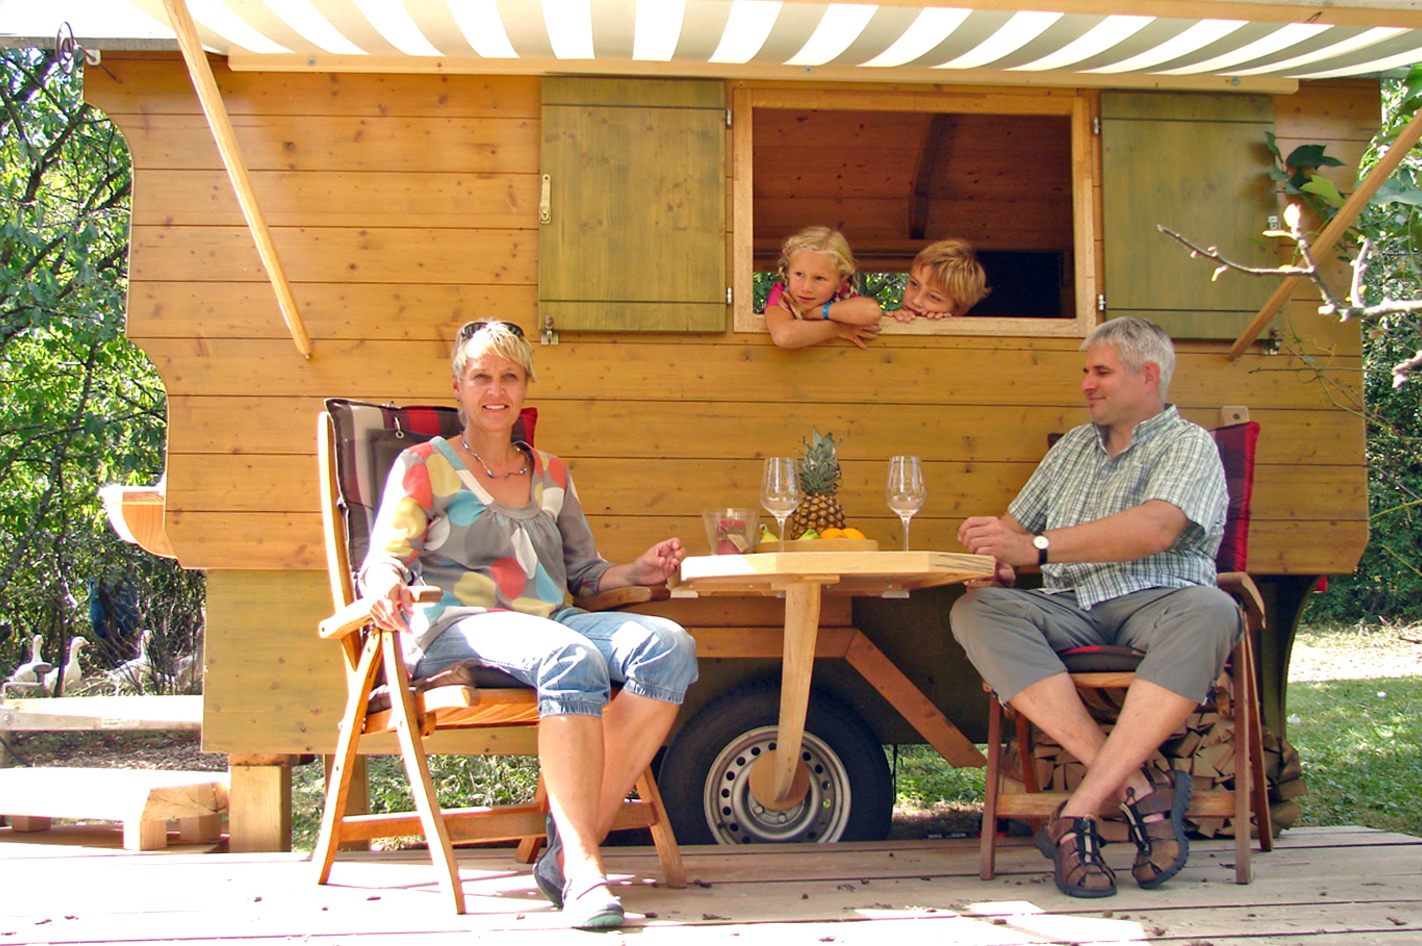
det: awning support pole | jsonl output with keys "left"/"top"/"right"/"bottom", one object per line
{"left": 160, "top": 0, "right": 313, "bottom": 359}
{"left": 1230, "top": 104, "right": 1422, "bottom": 360}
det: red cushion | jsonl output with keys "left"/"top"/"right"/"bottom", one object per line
{"left": 1210, "top": 422, "right": 1259, "bottom": 573}
{"left": 325, "top": 398, "right": 537, "bottom": 569}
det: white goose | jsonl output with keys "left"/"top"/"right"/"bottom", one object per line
{"left": 43, "top": 636, "right": 88, "bottom": 696}
{"left": 4, "top": 634, "right": 53, "bottom": 696}
{"left": 109, "top": 629, "right": 156, "bottom": 691}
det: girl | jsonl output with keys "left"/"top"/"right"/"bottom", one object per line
{"left": 763, "top": 226, "right": 883, "bottom": 350}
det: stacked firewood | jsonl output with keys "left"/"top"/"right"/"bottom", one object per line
{"left": 1007, "top": 679, "right": 1306, "bottom": 840}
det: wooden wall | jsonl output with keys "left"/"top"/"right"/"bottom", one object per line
{"left": 752, "top": 108, "right": 1074, "bottom": 260}
{"left": 85, "top": 55, "right": 1372, "bottom": 753}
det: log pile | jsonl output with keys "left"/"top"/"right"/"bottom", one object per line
{"left": 1007, "top": 679, "right": 1306, "bottom": 840}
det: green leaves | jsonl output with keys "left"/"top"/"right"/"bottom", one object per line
{"left": 0, "top": 47, "right": 198, "bottom": 682}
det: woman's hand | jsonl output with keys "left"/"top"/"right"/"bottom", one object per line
{"left": 601, "top": 538, "right": 687, "bottom": 590}
{"left": 363, "top": 563, "right": 414, "bottom": 632}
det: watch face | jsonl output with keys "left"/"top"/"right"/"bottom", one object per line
{"left": 1033, "top": 534, "right": 1049, "bottom": 550}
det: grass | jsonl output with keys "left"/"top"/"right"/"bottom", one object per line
{"left": 1283, "top": 622, "right": 1422, "bottom": 837}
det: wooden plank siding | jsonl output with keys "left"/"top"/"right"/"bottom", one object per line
{"left": 84, "top": 54, "right": 1372, "bottom": 755}
{"left": 85, "top": 52, "right": 1370, "bottom": 575}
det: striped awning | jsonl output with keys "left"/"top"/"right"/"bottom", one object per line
{"left": 7, "top": 0, "right": 1422, "bottom": 89}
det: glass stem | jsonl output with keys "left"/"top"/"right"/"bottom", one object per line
{"left": 776, "top": 514, "right": 789, "bottom": 552}
{"left": 900, "top": 515, "right": 912, "bottom": 551}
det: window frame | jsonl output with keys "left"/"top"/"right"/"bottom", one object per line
{"left": 730, "top": 85, "right": 1099, "bottom": 339}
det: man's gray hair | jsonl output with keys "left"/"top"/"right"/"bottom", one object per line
{"left": 1082, "top": 317, "right": 1175, "bottom": 397}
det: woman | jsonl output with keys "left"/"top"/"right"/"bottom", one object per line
{"left": 360, "top": 320, "right": 698, "bottom": 929}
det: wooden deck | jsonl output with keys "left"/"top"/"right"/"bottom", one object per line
{"left": 0, "top": 825, "right": 1416, "bottom": 944}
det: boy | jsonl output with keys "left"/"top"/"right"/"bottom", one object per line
{"left": 891, "top": 238, "right": 989, "bottom": 321}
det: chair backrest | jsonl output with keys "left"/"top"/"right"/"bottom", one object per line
{"left": 1209, "top": 421, "right": 1259, "bottom": 574}
{"left": 319, "top": 398, "right": 538, "bottom": 606}
{"left": 1045, "top": 419, "right": 1259, "bottom": 573}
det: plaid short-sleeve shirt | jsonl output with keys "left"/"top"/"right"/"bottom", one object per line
{"left": 1008, "top": 406, "right": 1227, "bottom": 610}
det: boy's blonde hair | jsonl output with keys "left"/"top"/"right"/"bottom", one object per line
{"left": 912, "top": 239, "right": 989, "bottom": 313}
{"left": 777, "top": 226, "right": 856, "bottom": 285}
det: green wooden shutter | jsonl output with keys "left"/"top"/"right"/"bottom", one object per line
{"left": 539, "top": 78, "right": 726, "bottom": 333}
{"left": 1101, "top": 92, "right": 1276, "bottom": 339}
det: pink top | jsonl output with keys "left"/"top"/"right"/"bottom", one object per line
{"left": 765, "top": 280, "right": 856, "bottom": 318}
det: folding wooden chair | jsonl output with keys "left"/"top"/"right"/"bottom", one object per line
{"left": 979, "top": 418, "right": 1274, "bottom": 885}
{"left": 311, "top": 398, "right": 685, "bottom": 914}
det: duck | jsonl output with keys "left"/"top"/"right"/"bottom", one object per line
{"left": 4, "top": 634, "right": 53, "bottom": 697}
{"left": 43, "top": 636, "right": 88, "bottom": 696}
{"left": 109, "top": 629, "right": 156, "bottom": 691}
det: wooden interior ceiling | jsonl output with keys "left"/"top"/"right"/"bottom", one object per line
{"left": 751, "top": 108, "right": 1074, "bottom": 271}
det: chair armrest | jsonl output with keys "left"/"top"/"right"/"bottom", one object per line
{"left": 577, "top": 586, "right": 672, "bottom": 612}
{"left": 1216, "top": 572, "right": 1265, "bottom": 633}
{"left": 318, "top": 586, "right": 443, "bottom": 639}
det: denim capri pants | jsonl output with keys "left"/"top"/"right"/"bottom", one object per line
{"left": 412, "top": 609, "right": 699, "bottom": 718}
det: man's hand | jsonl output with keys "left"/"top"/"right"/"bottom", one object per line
{"left": 958, "top": 515, "right": 1035, "bottom": 566}
{"left": 964, "top": 558, "right": 1017, "bottom": 589}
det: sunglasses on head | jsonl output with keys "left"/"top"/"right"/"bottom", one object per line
{"left": 458, "top": 320, "right": 525, "bottom": 340}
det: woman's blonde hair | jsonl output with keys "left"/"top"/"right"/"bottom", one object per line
{"left": 777, "top": 226, "right": 857, "bottom": 286}
{"left": 452, "top": 322, "right": 536, "bottom": 424}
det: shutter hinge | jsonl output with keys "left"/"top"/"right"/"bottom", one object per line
{"left": 1097, "top": 294, "right": 1106, "bottom": 313}
{"left": 726, "top": 286, "right": 733, "bottom": 304}
{"left": 539, "top": 174, "right": 551, "bottom": 224}
{"left": 1092, "top": 116, "right": 1101, "bottom": 136}
{"left": 726, "top": 108, "right": 732, "bottom": 128}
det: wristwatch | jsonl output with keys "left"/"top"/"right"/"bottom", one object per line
{"left": 1032, "top": 533, "right": 1050, "bottom": 565}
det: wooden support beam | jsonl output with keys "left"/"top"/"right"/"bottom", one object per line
{"left": 160, "top": 0, "right": 312, "bottom": 359}
{"left": 1230, "top": 104, "right": 1422, "bottom": 360}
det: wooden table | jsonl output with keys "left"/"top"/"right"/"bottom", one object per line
{"left": 674, "top": 550, "right": 995, "bottom": 807}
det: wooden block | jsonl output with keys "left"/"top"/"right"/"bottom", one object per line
{"left": 9, "top": 815, "right": 52, "bottom": 832}
{"left": 0, "top": 768, "right": 226, "bottom": 851}
{"left": 179, "top": 814, "right": 223, "bottom": 843}
{"left": 227, "top": 761, "right": 292, "bottom": 853}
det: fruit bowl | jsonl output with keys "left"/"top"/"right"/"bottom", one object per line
{"left": 779, "top": 538, "right": 880, "bottom": 552}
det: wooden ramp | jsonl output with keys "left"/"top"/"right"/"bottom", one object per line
{"left": 0, "top": 827, "right": 1417, "bottom": 944}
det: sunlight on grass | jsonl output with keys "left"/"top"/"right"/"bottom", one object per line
{"left": 1286, "top": 674, "right": 1422, "bottom": 837}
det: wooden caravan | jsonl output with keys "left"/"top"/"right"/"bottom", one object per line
{"left": 61, "top": 0, "right": 1419, "bottom": 851}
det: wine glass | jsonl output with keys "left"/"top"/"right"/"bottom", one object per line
{"left": 886, "top": 455, "right": 926, "bottom": 550}
{"left": 760, "top": 457, "right": 801, "bottom": 552}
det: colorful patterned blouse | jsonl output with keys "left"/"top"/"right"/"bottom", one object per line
{"left": 360, "top": 436, "right": 613, "bottom": 660}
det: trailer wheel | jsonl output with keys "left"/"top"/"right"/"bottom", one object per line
{"left": 658, "top": 681, "right": 892, "bottom": 845}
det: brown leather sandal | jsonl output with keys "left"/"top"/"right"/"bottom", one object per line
{"left": 1120, "top": 766, "right": 1192, "bottom": 889}
{"left": 1035, "top": 806, "right": 1117, "bottom": 898}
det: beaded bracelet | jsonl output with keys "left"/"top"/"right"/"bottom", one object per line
{"left": 821, "top": 301, "right": 832, "bottom": 320}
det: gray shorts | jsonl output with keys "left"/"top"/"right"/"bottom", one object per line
{"left": 950, "top": 585, "right": 1242, "bottom": 705}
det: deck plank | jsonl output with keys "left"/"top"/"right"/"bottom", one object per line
{"left": 0, "top": 827, "right": 1415, "bottom": 944}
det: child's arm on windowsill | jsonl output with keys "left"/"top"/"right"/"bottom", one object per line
{"left": 765, "top": 302, "right": 882, "bottom": 350}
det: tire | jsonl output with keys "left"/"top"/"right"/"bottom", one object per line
{"left": 658, "top": 680, "right": 893, "bottom": 845}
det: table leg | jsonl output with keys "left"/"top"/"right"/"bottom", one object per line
{"left": 772, "top": 580, "right": 823, "bottom": 803}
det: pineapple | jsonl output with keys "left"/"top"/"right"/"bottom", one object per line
{"left": 786, "top": 428, "right": 847, "bottom": 537}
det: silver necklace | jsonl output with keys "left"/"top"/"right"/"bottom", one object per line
{"left": 461, "top": 438, "right": 530, "bottom": 479}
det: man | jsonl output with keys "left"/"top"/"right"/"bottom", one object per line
{"left": 952, "top": 316, "right": 1241, "bottom": 898}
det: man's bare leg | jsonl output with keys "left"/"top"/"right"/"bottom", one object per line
{"left": 1009, "top": 674, "right": 1196, "bottom": 817}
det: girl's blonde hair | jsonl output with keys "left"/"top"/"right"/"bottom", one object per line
{"left": 777, "top": 226, "right": 857, "bottom": 285}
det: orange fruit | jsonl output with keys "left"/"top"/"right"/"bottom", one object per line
{"left": 820, "top": 527, "right": 845, "bottom": 539}
{"left": 841, "top": 527, "right": 867, "bottom": 540}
